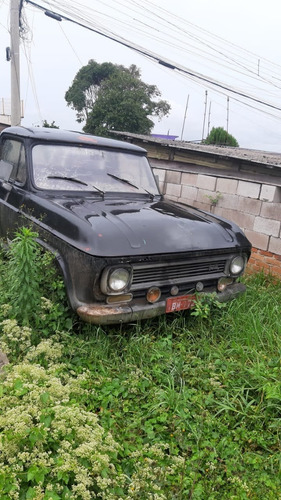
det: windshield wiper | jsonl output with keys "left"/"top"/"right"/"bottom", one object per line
{"left": 142, "top": 188, "right": 156, "bottom": 200}
{"left": 48, "top": 175, "right": 88, "bottom": 186}
{"left": 47, "top": 176, "right": 104, "bottom": 195}
{"left": 107, "top": 173, "right": 139, "bottom": 190}
{"left": 106, "top": 173, "right": 157, "bottom": 199}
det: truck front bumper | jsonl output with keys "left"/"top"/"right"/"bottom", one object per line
{"left": 77, "top": 282, "right": 246, "bottom": 325}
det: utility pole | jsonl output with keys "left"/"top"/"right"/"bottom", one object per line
{"left": 10, "top": 0, "right": 21, "bottom": 126}
{"left": 207, "top": 101, "right": 212, "bottom": 136}
{"left": 201, "top": 90, "right": 208, "bottom": 141}
{"left": 226, "top": 96, "right": 229, "bottom": 133}
{"left": 180, "top": 95, "right": 189, "bottom": 141}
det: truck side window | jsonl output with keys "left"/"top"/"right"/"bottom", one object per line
{"left": 0, "top": 139, "right": 27, "bottom": 184}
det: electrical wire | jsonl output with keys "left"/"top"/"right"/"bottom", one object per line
{"left": 24, "top": 0, "right": 281, "bottom": 92}
{"left": 18, "top": 0, "right": 281, "bottom": 142}
{"left": 24, "top": 0, "right": 281, "bottom": 117}
{"left": 22, "top": 40, "right": 42, "bottom": 121}
{"left": 24, "top": 0, "right": 281, "bottom": 105}
{"left": 74, "top": 0, "right": 281, "bottom": 84}
{"left": 58, "top": 22, "right": 83, "bottom": 65}
{"left": 0, "top": 0, "right": 9, "bottom": 32}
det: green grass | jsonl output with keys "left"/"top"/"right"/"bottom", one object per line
{"left": 68, "top": 274, "right": 281, "bottom": 498}
{"left": 0, "top": 243, "right": 281, "bottom": 499}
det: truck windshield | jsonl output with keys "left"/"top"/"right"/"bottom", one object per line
{"left": 32, "top": 144, "right": 159, "bottom": 196}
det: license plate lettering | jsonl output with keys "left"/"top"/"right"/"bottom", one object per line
{"left": 166, "top": 294, "right": 196, "bottom": 313}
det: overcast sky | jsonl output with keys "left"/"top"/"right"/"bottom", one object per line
{"left": 1, "top": 0, "right": 281, "bottom": 152}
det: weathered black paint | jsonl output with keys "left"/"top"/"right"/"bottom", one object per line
{"left": 0, "top": 126, "right": 252, "bottom": 324}
{"left": 21, "top": 195, "right": 249, "bottom": 257}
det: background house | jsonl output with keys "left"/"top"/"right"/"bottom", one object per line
{"left": 114, "top": 132, "right": 281, "bottom": 278}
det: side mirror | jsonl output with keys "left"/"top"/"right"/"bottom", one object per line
{"left": 0, "top": 160, "right": 13, "bottom": 182}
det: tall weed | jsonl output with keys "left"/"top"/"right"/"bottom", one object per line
{"left": 1, "top": 227, "right": 74, "bottom": 334}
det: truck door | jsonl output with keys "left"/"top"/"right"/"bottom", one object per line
{"left": 0, "top": 137, "right": 27, "bottom": 239}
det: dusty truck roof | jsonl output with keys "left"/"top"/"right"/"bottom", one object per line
{"left": 112, "top": 131, "right": 281, "bottom": 169}
{"left": 1, "top": 126, "right": 147, "bottom": 154}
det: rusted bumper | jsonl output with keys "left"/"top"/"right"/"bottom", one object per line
{"left": 76, "top": 282, "right": 246, "bottom": 325}
{"left": 77, "top": 300, "right": 166, "bottom": 325}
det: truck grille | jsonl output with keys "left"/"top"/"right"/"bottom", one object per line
{"left": 131, "top": 257, "right": 227, "bottom": 290}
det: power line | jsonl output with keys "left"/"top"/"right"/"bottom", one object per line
{"left": 58, "top": 22, "right": 83, "bottom": 65}
{"left": 24, "top": 0, "right": 281, "bottom": 115}
{"left": 22, "top": 40, "right": 42, "bottom": 120}
{"left": 25, "top": 0, "right": 281, "bottom": 87}
{"left": 23, "top": 0, "right": 281, "bottom": 96}
{"left": 82, "top": 0, "right": 281, "bottom": 87}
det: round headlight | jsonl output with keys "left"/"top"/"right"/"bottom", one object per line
{"left": 108, "top": 268, "right": 130, "bottom": 292}
{"left": 229, "top": 255, "right": 245, "bottom": 275}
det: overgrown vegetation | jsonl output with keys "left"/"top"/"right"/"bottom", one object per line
{"left": 0, "top": 229, "right": 281, "bottom": 499}
{"left": 204, "top": 127, "right": 239, "bottom": 147}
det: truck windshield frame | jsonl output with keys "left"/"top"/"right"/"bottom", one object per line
{"left": 31, "top": 144, "right": 159, "bottom": 195}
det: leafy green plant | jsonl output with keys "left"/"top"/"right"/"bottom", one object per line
{"left": 1, "top": 227, "right": 74, "bottom": 332}
{"left": 5, "top": 227, "right": 42, "bottom": 325}
{"left": 191, "top": 292, "right": 226, "bottom": 319}
{"left": 0, "top": 336, "right": 185, "bottom": 499}
{"left": 0, "top": 358, "right": 121, "bottom": 499}
{"left": 0, "top": 319, "right": 32, "bottom": 360}
{"left": 204, "top": 126, "right": 239, "bottom": 147}
{"left": 205, "top": 192, "right": 223, "bottom": 207}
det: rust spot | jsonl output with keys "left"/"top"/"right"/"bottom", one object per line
{"left": 78, "top": 135, "right": 98, "bottom": 143}
{"left": 77, "top": 303, "right": 132, "bottom": 324}
{"left": 77, "top": 304, "right": 122, "bottom": 317}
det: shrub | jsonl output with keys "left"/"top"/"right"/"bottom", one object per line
{"left": 0, "top": 333, "right": 185, "bottom": 499}
{"left": 204, "top": 127, "right": 239, "bottom": 147}
{"left": 1, "top": 227, "right": 74, "bottom": 331}
{"left": 5, "top": 228, "right": 42, "bottom": 325}
{"left": 0, "top": 359, "right": 121, "bottom": 499}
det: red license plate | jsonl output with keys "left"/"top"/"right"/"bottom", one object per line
{"left": 166, "top": 294, "right": 196, "bottom": 313}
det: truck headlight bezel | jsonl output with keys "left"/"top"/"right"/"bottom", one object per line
{"left": 100, "top": 266, "right": 133, "bottom": 295}
{"left": 229, "top": 255, "right": 246, "bottom": 276}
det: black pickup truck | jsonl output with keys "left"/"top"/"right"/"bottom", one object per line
{"left": 0, "top": 126, "right": 251, "bottom": 324}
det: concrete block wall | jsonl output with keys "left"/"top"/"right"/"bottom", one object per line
{"left": 153, "top": 167, "right": 281, "bottom": 278}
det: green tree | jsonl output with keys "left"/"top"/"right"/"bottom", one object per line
{"left": 65, "top": 60, "right": 170, "bottom": 136}
{"left": 204, "top": 127, "right": 239, "bottom": 147}
{"left": 42, "top": 120, "right": 59, "bottom": 128}
{"left": 65, "top": 60, "right": 118, "bottom": 123}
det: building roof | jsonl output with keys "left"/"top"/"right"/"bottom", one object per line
{"left": 113, "top": 131, "right": 281, "bottom": 169}
{"left": 151, "top": 134, "right": 179, "bottom": 140}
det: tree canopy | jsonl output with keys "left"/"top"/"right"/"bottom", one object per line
{"left": 65, "top": 60, "right": 171, "bottom": 136}
{"left": 41, "top": 120, "right": 59, "bottom": 129}
{"left": 204, "top": 127, "right": 239, "bottom": 147}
